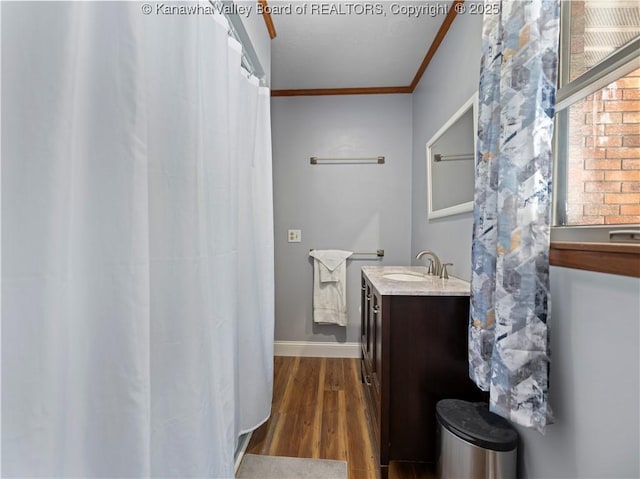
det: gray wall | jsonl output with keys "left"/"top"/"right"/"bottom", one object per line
{"left": 271, "top": 94, "right": 412, "bottom": 343}
{"left": 410, "top": 11, "right": 640, "bottom": 479}
{"left": 411, "top": 12, "right": 482, "bottom": 280}
{"left": 520, "top": 267, "right": 639, "bottom": 479}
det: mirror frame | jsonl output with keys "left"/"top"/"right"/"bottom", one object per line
{"left": 426, "top": 92, "right": 478, "bottom": 220}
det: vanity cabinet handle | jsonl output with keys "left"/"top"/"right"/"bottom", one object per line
{"left": 373, "top": 305, "right": 380, "bottom": 315}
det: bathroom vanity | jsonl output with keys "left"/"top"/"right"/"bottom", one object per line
{"left": 360, "top": 266, "right": 485, "bottom": 478}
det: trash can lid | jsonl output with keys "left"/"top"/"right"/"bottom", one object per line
{"left": 436, "top": 399, "right": 518, "bottom": 451}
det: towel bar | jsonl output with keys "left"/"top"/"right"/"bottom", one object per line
{"left": 310, "top": 156, "right": 385, "bottom": 164}
{"left": 433, "top": 153, "right": 473, "bottom": 162}
{"left": 310, "top": 249, "right": 384, "bottom": 258}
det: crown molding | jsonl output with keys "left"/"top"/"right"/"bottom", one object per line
{"left": 270, "top": 0, "right": 464, "bottom": 97}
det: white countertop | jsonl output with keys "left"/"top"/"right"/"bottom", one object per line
{"left": 362, "top": 266, "right": 470, "bottom": 296}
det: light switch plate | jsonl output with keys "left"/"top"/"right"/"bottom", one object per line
{"left": 288, "top": 229, "right": 302, "bottom": 243}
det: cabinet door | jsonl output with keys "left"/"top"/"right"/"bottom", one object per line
{"left": 363, "top": 280, "right": 373, "bottom": 362}
{"left": 371, "top": 291, "right": 381, "bottom": 395}
{"left": 361, "top": 276, "right": 367, "bottom": 356}
{"left": 372, "top": 290, "right": 386, "bottom": 466}
{"left": 367, "top": 286, "right": 377, "bottom": 374}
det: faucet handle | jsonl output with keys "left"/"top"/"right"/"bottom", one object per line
{"left": 426, "top": 258, "right": 435, "bottom": 275}
{"left": 440, "top": 263, "right": 453, "bottom": 279}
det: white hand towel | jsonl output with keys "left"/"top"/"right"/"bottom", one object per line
{"left": 309, "top": 250, "right": 353, "bottom": 326}
{"left": 310, "top": 249, "right": 352, "bottom": 282}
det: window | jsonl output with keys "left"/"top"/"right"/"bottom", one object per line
{"left": 553, "top": 0, "right": 640, "bottom": 238}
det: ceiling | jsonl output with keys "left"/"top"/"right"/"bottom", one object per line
{"left": 266, "top": 0, "right": 640, "bottom": 93}
{"left": 268, "top": 1, "right": 455, "bottom": 91}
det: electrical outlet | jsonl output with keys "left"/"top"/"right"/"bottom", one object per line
{"left": 287, "top": 229, "right": 302, "bottom": 243}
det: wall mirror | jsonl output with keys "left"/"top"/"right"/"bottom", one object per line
{"left": 426, "top": 93, "right": 478, "bottom": 219}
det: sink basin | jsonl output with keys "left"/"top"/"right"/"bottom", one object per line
{"left": 382, "top": 273, "right": 426, "bottom": 282}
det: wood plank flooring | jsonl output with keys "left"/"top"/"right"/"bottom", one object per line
{"left": 246, "top": 356, "right": 435, "bottom": 479}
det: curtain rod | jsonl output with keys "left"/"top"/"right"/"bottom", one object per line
{"left": 212, "top": 0, "right": 267, "bottom": 86}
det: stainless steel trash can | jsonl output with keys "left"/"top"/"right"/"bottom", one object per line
{"left": 436, "top": 399, "right": 518, "bottom": 479}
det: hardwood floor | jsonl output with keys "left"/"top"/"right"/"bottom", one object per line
{"left": 246, "top": 356, "right": 435, "bottom": 479}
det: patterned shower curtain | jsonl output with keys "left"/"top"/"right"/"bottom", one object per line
{"left": 469, "top": 0, "right": 560, "bottom": 432}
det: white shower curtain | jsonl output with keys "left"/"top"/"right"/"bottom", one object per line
{"left": 1, "top": 2, "right": 274, "bottom": 477}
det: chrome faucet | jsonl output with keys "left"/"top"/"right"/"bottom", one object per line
{"left": 415, "top": 250, "right": 442, "bottom": 277}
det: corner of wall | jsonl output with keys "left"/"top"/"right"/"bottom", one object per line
{"left": 239, "top": 12, "right": 272, "bottom": 85}
{"left": 410, "top": 13, "right": 483, "bottom": 280}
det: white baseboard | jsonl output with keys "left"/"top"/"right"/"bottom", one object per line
{"left": 274, "top": 340, "right": 361, "bottom": 358}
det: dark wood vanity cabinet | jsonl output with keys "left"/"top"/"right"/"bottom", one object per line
{"left": 360, "top": 277, "right": 383, "bottom": 447}
{"left": 360, "top": 271, "right": 485, "bottom": 478}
